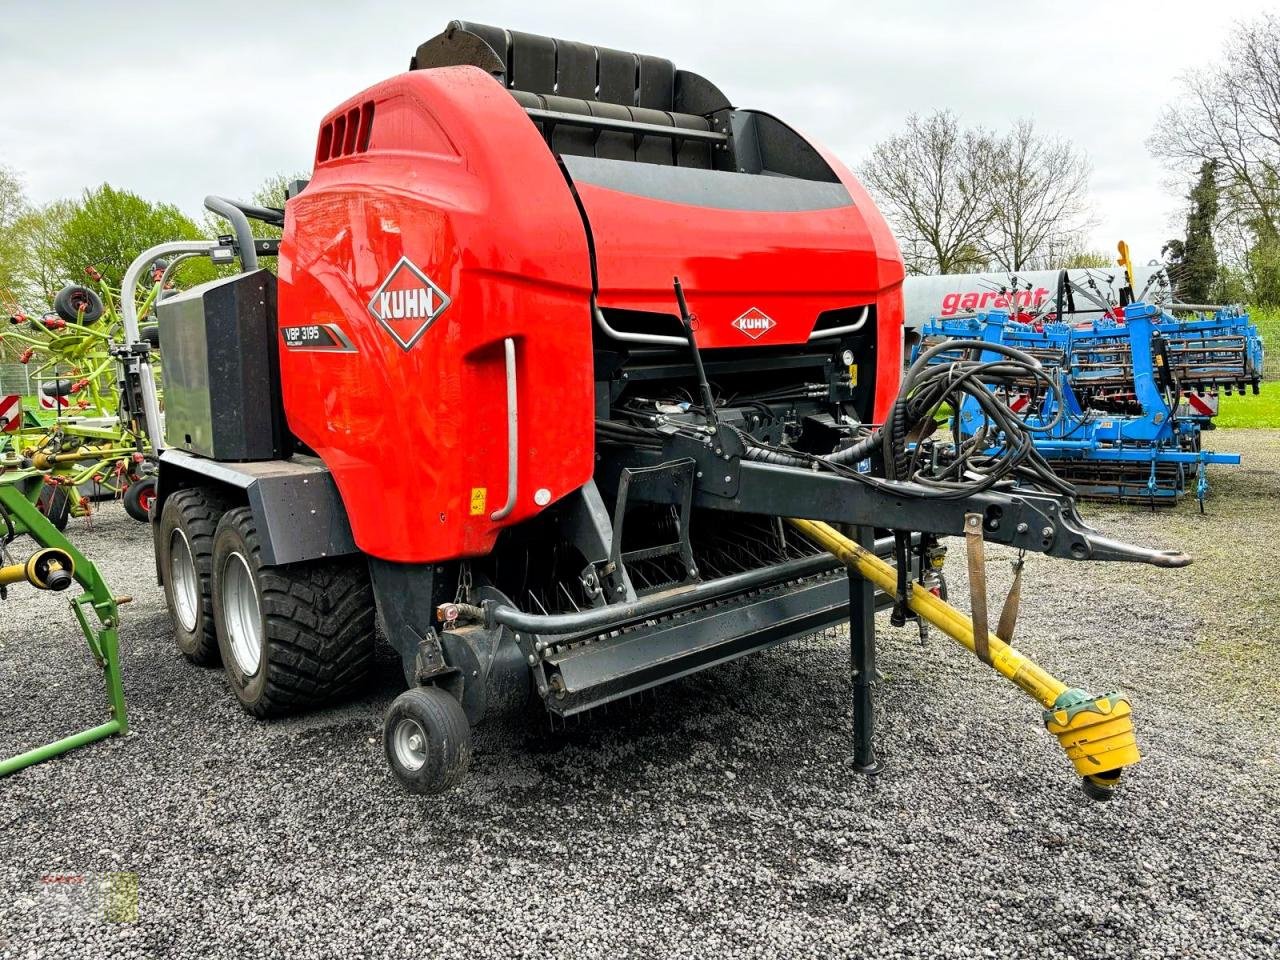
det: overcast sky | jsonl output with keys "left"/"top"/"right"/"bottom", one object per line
{"left": 1, "top": 0, "right": 1272, "bottom": 266}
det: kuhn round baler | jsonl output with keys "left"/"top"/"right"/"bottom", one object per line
{"left": 119, "top": 21, "right": 1186, "bottom": 796}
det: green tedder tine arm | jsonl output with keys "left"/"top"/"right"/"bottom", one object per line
{"left": 0, "top": 482, "right": 128, "bottom": 777}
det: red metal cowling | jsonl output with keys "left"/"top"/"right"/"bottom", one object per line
{"left": 566, "top": 130, "right": 903, "bottom": 420}
{"left": 279, "top": 65, "right": 906, "bottom": 563}
{"left": 278, "top": 67, "right": 594, "bottom": 563}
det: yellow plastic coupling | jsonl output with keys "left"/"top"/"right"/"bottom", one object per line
{"left": 787, "top": 518, "right": 1141, "bottom": 798}
{"left": 1044, "top": 691, "right": 1140, "bottom": 801}
{"left": 0, "top": 547, "right": 75, "bottom": 591}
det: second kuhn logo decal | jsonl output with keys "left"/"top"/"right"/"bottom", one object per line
{"left": 367, "top": 257, "right": 452, "bottom": 350}
{"left": 732, "top": 307, "right": 776, "bottom": 340}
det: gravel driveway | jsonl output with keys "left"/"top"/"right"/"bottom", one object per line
{"left": 2, "top": 429, "right": 1277, "bottom": 959}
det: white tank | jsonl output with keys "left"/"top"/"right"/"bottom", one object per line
{"left": 902, "top": 265, "right": 1171, "bottom": 329}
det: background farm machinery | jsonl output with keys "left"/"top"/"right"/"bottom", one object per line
{"left": 1, "top": 268, "right": 170, "bottom": 525}
{"left": 0, "top": 458, "right": 129, "bottom": 777}
{"left": 912, "top": 274, "right": 1264, "bottom": 505}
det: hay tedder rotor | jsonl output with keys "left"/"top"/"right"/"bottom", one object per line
{"left": 1, "top": 269, "right": 170, "bottom": 526}
{"left": 96, "top": 20, "right": 1196, "bottom": 798}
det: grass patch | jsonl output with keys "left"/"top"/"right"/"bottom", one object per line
{"left": 1217, "top": 380, "right": 1280, "bottom": 428}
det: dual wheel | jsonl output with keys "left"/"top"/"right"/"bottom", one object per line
{"left": 159, "top": 487, "right": 471, "bottom": 793}
{"left": 159, "top": 488, "right": 376, "bottom": 716}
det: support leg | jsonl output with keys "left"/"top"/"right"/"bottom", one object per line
{"left": 849, "top": 525, "right": 883, "bottom": 774}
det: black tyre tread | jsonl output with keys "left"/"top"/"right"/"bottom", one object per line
{"left": 122, "top": 477, "right": 155, "bottom": 523}
{"left": 38, "top": 486, "right": 72, "bottom": 532}
{"left": 53, "top": 284, "right": 105, "bottom": 324}
{"left": 383, "top": 686, "right": 472, "bottom": 794}
{"left": 163, "top": 488, "right": 227, "bottom": 664}
{"left": 218, "top": 507, "right": 375, "bottom": 717}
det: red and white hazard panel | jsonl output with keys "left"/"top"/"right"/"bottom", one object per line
{"left": 1184, "top": 392, "right": 1218, "bottom": 417}
{"left": 0, "top": 394, "right": 21, "bottom": 432}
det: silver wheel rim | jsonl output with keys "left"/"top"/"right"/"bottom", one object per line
{"left": 392, "top": 718, "right": 429, "bottom": 772}
{"left": 221, "top": 552, "right": 262, "bottom": 677}
{"left": 169, "top": 529, "right": 199, "bottom": 633}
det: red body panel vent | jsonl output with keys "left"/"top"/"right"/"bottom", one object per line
{"left": 316, "top": 101, "right": 376, "bottom": 164}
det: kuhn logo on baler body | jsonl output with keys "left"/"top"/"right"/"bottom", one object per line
{"left": 367, "top": 257, "right": 451, "bottom": 350}
{"left": 732, "top": 307, "right": 776, "bottom": 340}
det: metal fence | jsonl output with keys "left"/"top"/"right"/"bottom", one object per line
{"left": 0, "top": 363, "right": 34, "bottom": 397}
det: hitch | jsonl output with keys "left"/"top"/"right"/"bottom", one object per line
{"left": 789, "top": 518, "right": 1141, "bottom": 800}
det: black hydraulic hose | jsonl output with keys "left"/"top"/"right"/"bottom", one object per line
{"left": 485, "top": 552, "right": 841, "bottom": 635}
{"left": 755, "top": 338, "right": 1058, "bottom": 478}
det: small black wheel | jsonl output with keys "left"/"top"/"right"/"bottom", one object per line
{"left": 37, "top": 485, "right": 72, "bottom": 532}
{"left": 384, "top": 686, "right": 472, "bottom": 794}
{"left": 122, "top": 476, "right": 156, "bottom": 522}
{"left": 211, "top": 506, "right": 375, "bottom": 717}
{"left": 53, "top": 284, "right": 105, "bottom": 324}
{"left": 40, "top": 378, "right": 76, "bottom": 399}
{"left": 160, "top": 488, "right": 227, "bottom": 665}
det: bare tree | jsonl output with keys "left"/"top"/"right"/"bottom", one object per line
{"left": 985, "top": 120, "right": 1093, "bottom": 271}
{"left": 1149, "top": 12, "right": 1280, "bottom": 297}
{"left": 860, "top": 113, "right": 1092, "bottom": 275}
{"left": 858, "top": 111, "right": 998, "bottom": 274}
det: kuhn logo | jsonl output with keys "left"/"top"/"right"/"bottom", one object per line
{"left": 367, "top": 257, "right": 451, "bottom": 350}
{"left": 732, "top": 307, "right": 776, "bottom": 340}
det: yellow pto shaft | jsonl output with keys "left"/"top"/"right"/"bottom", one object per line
{"left": 787, "top": 519, "right": 1141, "bottom": 799}
{"left": 0, "top": 547, "right": 76, "bottom": 591}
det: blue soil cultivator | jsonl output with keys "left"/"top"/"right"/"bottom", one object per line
{"left": 913, "top": 273, "right": 1264, "bottom": 508}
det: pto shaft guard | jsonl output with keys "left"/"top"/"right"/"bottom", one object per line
{"left": 787, "top": 518, "right": 1142, "bottom": 799}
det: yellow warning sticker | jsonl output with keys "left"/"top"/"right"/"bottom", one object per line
{"left": 469, "top": 487, "right": 487, "bottom": 516}
{"left": 848, "top": 364, "right": 858, "bottom": 386}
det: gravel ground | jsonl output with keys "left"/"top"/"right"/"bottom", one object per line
{"left": 1, "top": 429, "right": 1277, "bottom": 959}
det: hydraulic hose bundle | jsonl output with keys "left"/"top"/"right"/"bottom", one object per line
{"left": 744, "top": 337, "right": 1075, "bottom": 504}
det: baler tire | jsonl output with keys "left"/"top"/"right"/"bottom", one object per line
{"left": 123, "top": 476, "right": 156, "bottom": 522}
{"left": 160, "top": 488, "right": 227, "bottom": 665}
{"left": 383, "top": 686, "right": 472, "bottom": 794}
{"left": 211, "top": 506, "right": 375, "bottom": 718}
{"left": 53, "top": 284, "right": 105, "bottom": 325}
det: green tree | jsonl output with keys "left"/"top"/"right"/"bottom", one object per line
{"left": 1246, "top": 233, "right": 1280, "bottom": 306}
{"left": 7, "top": 199, "right": 77, "bottom": 307}
{"left": 51, "top": 184, "right": 211, "bottom": 289}
{"left": 1060, "top": 250, "right": 1112, "bottom": 270}
{"left": 0, "top": 164, "right": 30, "bottom": 307}
{"left": 1149, "top": 14, "right": 1278, "bottom": 305}
{"left": 1162, "top": 161, "right": 1219, "bottom": 303}
{"left": 0, "top": 163, "right": 25, "bottom": 230}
